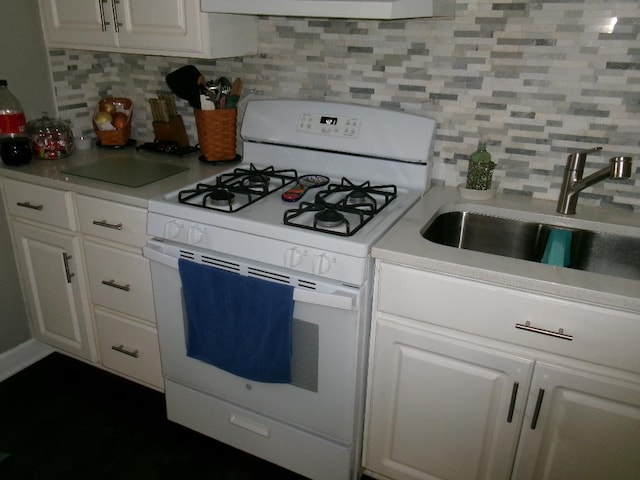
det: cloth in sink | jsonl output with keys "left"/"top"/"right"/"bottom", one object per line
{"left": 178, "top": 258, "right": 294, "bottom": 383}
{"left": 541, "top": 229, "right": 572, "bottom": 267}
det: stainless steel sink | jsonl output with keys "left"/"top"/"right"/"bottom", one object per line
{"left": 421, "top": 211, "right": 640, "bottom": 280}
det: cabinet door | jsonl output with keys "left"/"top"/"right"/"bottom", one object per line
{"left": 365, "top": 315, "right": 534, "bottom": 480}
{"left": 38, "top": 0, "right": 118, "bottom": 48}
{"left": 116, "top": 0, "right": 205, "bottom": 54}
{"left": 12, "top": 222, "right": 95, "bottom": 361}
{"left": 512, "top": 362, "right": 640, "bottom": 480}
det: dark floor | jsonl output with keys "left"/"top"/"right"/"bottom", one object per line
{"left": 0, "top": 352, "right": 371, "bottom": 480}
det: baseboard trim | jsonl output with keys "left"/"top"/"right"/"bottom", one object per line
{"left": 0, "top": 340, "right": 54, "bottom": 382}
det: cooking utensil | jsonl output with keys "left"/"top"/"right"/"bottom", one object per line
{"left": 203, "top": 77, "right": 233, "bottom": 109}
{"left": 281, "top": 175, "right": 330, "bottom": 202}
{"left": 227, "top": 78, "right": 243, "bottom": 108}
{"left": 165, "top": 65, "right": 202, "bottom": 109}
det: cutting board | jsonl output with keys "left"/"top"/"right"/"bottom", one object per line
{"left": 62, "top": 158, "right": 189, "bottom": 188}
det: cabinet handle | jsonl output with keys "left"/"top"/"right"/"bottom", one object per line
{"left": 92, "top": 219, "right": 123, "bottom": 230}
{"left": 507, "top": 382, "right": 519, "bottom": 423}
{"left": 16, "top": 201, "right": 44, "bottom": 211}
{"left": 111, "top": 344, "right": 139, "bottom": 358}
{"left": 530, "top": 389, "right": 545, "bottom": 429}
{"left": 98, "top": 0, "right": 108, "bottom": 30}
{"left": 101, "top": 279, "right": 130, "bottom": 291}
{"left": 111, "top": 0, "right": 121, "bottom": 32}
{"left": 62, "top": 252, "right": 75, "bottom": 283}
{"left": 515, "top": 321, "right": 573, "bottom": 341}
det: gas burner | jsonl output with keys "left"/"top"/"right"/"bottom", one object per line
{"left": 243, "top": 174, "right": 270, "bottom": 192}
{"left": 345, "top": 189, "right": 369, "bottom": 206}
{"left": 206, "top": 188, "right": 235, "bottom": 207}
{"left": 315, "top": 209, "right": 347, "bottom": 229}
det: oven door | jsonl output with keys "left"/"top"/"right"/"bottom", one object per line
{"left": 144, "top": 240, "right": 366, "bottom": 445}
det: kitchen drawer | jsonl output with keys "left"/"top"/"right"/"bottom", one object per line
{"left": 84, "top": 240, "right": 155, "bottom": 323}
{"left": 95, "top": 308, "right": 163, "bottom": 389}
{"left": 376, "top": 262, "right": 640, "bottom": 374}
{"left": 77, "top": 195, "right": 147, "bottom": 247}
{"left": 2, "top": 178, "right": 75, "bottom": 230}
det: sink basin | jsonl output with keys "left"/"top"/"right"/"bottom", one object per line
{"left": 421, "top": 211, "right": 640, "bottom": 281}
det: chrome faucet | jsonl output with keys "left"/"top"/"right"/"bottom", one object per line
{"left": 557, "top": 147, "right": 633, "bottom": 214}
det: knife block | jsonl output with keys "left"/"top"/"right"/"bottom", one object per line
{"left": 152, "top": 115, "right": 190, "bottom": 148}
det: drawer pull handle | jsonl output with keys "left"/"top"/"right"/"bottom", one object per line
{"left": 62, "top": 253, "right": 74, "bottom": 283}
{"left": 515, "top": 321, "right": 573, "bottom": 341}
{"left": 111, "top": 344, "right": 139, "bottom": 358}
{"left": 98, "top": 0, "right": 107, "bottom": 30}
{"left": 17, "top": 201, "right": 44, "bottom": 211}
{"left": 229, "top": 414, "right": 270, "bottom": 438}
{"left": 101, "top": 279, "right": 130, "bottom": 291}
{"left": 530, "top": 389, "right": 545, "bottom": 429}
{"left": 93, "top": 219, "right": 123, "bottom": 230}
{"left": 507, "top": 382, "right": 519, "bottom": 423}
{"left": 112, "top": 0, "right": 121, "bottom": 32}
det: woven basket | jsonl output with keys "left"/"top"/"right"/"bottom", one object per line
{"left": 93, "top": 97, "right": 132, "bottom": 146}
{"left": 195, "top": 108, "right": 237, "bottom": 162}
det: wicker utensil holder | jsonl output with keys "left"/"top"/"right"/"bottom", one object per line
{"left": 93, "top": 97, "right": 132, "bottom": 146}
{"left": 195, "top": 108, "right": 237, "bottom": 162}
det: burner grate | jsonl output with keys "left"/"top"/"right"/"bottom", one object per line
{"left": 178, "top": 164, "right": 297, "bottom": 212}
{"left": 283, "top": 201, "right": 376, "bottom": 237}
{"left": 283, "top": 178, "right": 397, "bottom": 236}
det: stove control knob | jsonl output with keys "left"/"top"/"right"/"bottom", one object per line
{"left": 165, "top": 220, "right": 182, "bottom": 239}
{"left": 284, "top": 247, "right": 303, "bottom": 268}
{"left": 312, "top": 253, "right": 332, "bottom": 275}
{"left": 187, "top": 225, "right": 206, "bottom": 245}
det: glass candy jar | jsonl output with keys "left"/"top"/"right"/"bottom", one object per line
{"left": 27, "top": 113, "right": 74, "bottom": 159}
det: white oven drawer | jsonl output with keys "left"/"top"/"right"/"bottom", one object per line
{"left": 77, "top": 195, "right": 147, "bottom": 247}
{"left": 84, "top": 240, "right": 155, "bottom": 323}
{"left": 2, "top": 178, "right": 75, "bottom": 230}
{"left": 165, "top": 379, "right": 351, "bottom": 480}
{"left": 95, "top": 308, "right": 163, "bottom": 389}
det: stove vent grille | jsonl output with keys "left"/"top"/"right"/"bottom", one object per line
{"left": 177, "top": 250, "right": 317, "bottom": 290}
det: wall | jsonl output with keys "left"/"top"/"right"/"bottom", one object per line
{"left": 49, "top": 0, "right": 639, "bottom": 211}
{"left": 0, "top": 0, "right": 52, "bottom": 353}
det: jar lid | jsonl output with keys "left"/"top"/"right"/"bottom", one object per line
{"left": 27, "top": 112, "right": 73, "bottom": 136}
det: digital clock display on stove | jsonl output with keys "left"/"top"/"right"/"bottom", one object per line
{"left": 320, "top": 116, "right": 338, "bottom": 125}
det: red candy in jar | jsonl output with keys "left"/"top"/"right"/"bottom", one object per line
{"left": 27, "top": 113, "right": 75, "bottom": 159}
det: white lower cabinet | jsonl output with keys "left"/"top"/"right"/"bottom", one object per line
{"left": 366, "top": 316, "right": 533, "bottom": 480}
{"left": 512, "top": 362, "right": 640, "bottom": 480}
{"left": 77, "top": 194, "right": 161, "bottom": 389}
{"left": 11, "top": 221, "right": 95, "bottom": 360}
{"left": 94, "top": 308, "right": 162, "bottom": 388}
{"left": 364, "top": 262, "right": 640, "bottom": 480}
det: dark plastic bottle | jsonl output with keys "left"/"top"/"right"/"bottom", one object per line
{"left": 0, "top": 79, "right": 27, "bottom": 137}
{"left": 0, "top": 80, "right": 31, "bottom": 166}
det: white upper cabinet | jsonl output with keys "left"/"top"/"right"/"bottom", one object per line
{"left": 39, "top": 0, "right": 257, "bottom": 58}
{"left": 200, "top": 0, "right": 455, "bottom": 19}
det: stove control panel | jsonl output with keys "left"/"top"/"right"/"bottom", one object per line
{"left": 297, "top": 112, "right": 361, "bottom": 138}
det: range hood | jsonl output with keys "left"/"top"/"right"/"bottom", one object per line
{"left": 200, "top": 0, "right": 454, "bottom": 20}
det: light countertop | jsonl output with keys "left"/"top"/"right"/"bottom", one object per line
{"left": 373, "top": 186, "right": 640, "bottom": 314}
{"left": 0, "top": 146, "right": 234, "bottom": 208}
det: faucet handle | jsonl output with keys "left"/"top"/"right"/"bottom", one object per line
{"left": 566, "top": 146, "right": 603, "bottom": 171}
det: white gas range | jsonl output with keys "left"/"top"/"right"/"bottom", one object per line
{"left": 143, "top": 99, "right": 436, "bottom": 480}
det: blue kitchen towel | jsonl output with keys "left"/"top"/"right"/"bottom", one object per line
{"left": 178, "top": 258, "right": 294, "bottom": 383}
{"left": 541, "top": 229, "right": 572, "bottom": 267}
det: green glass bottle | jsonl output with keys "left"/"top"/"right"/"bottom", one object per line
{"left": 466, "top": 141, "right": 495, "bottom": 190}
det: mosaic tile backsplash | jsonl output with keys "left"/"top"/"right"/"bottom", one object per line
{"left": 48, "top": 0, "right": 639, "bottom": 211}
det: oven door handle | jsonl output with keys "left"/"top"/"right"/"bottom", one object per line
{"left": 293, "top": 288, "right": 355, "bottom": 311}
